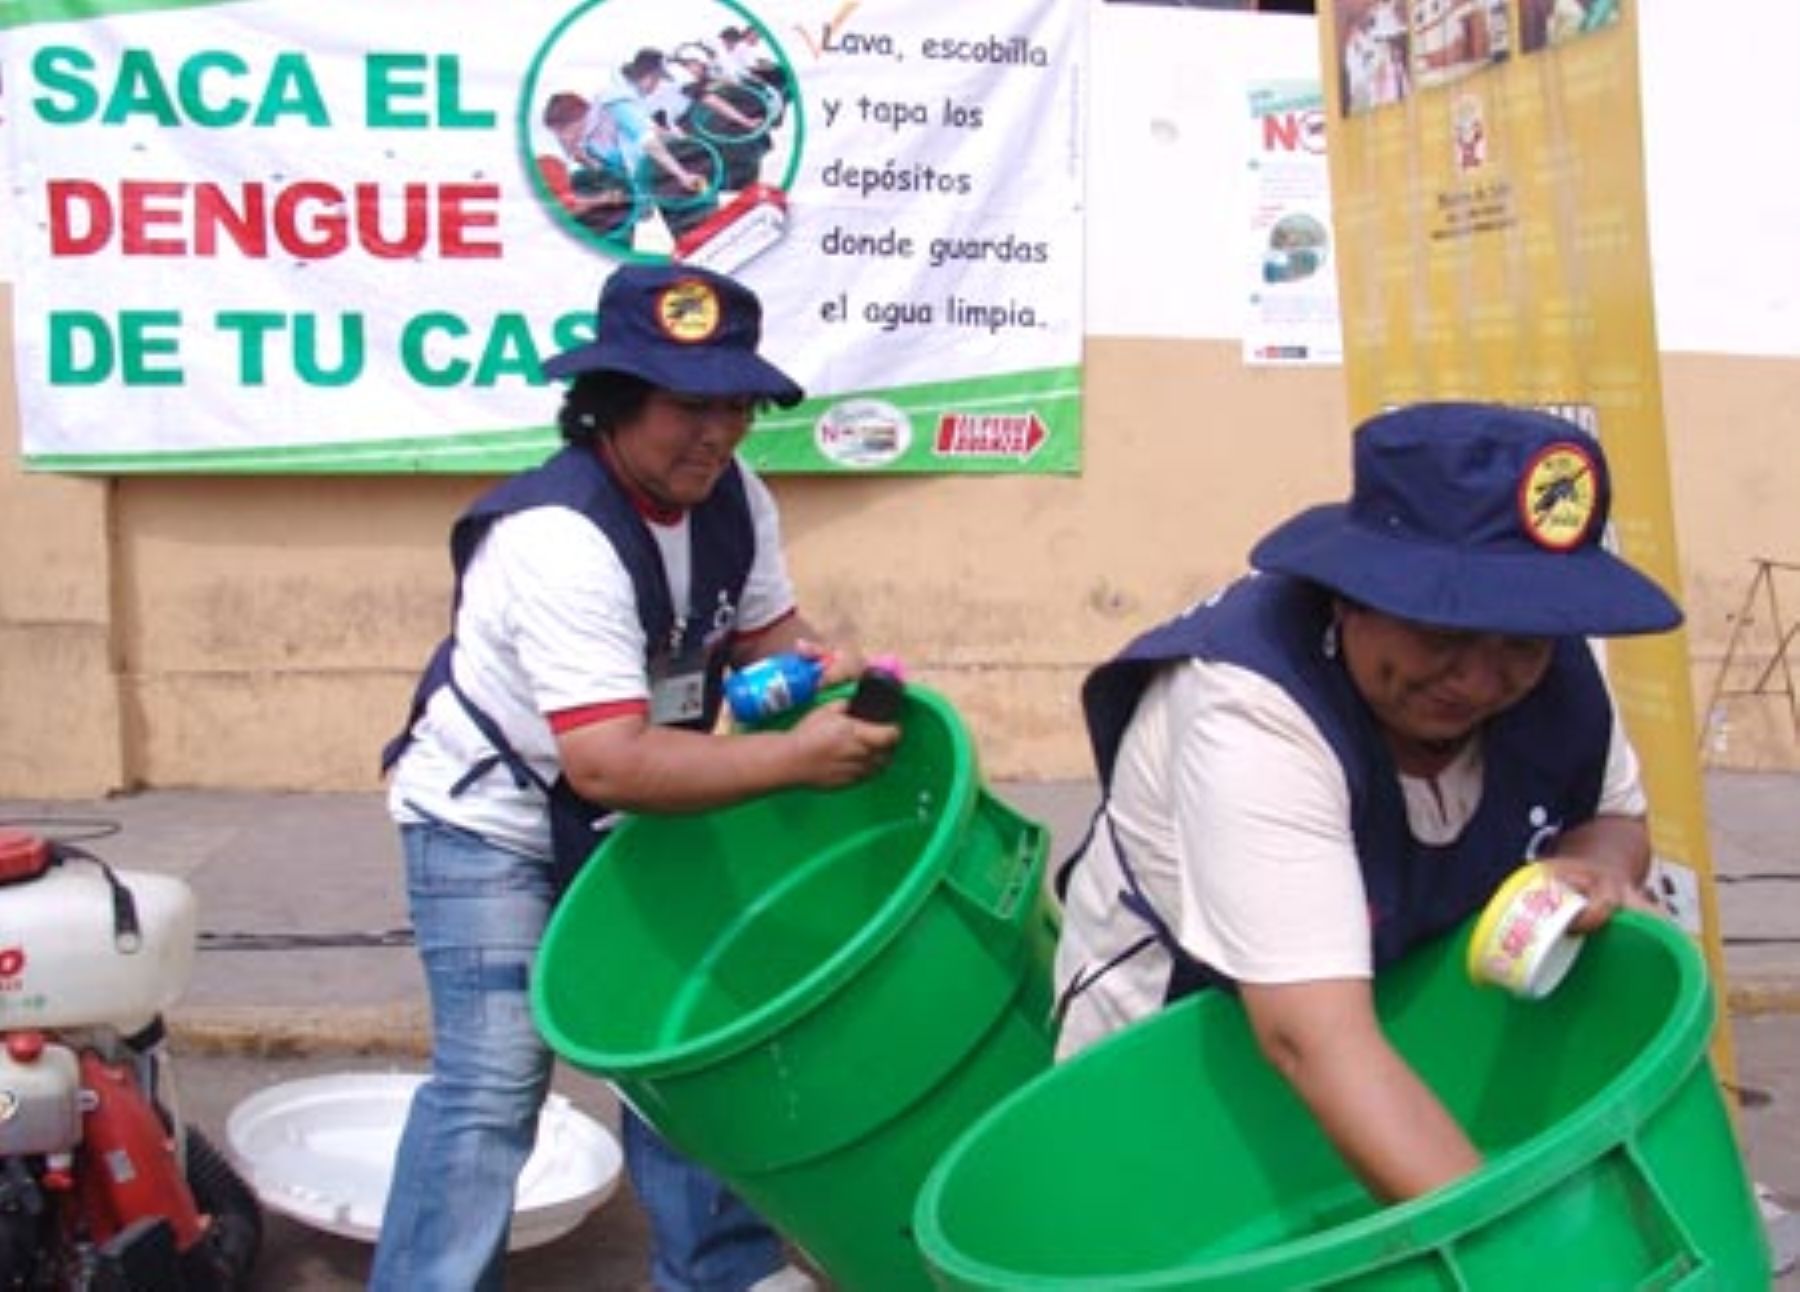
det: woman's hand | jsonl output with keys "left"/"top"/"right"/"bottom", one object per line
{"left": 787, "top": 701, "right": 899, "bottom": 787}
{"left": 1540, "top": 854, "right": 1663, "bottom": 932}
{"left": 1538, "top": 813, "right": 1657, "bottom": 933}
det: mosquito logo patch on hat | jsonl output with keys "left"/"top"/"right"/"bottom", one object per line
{"left": 655, "top": 279, "right": 722, "bottom": 345}
{"left": 1519, "top": 442, "right": 1599, "bottom": 552}
{"left": 1249, "top": 403, "right": 1680, "bottom": 636}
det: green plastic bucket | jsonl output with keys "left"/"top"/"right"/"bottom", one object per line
{"left": 532, "top": 683, "right": 1058, "bottom": 1291}
{"left": 915, "top": 910, "right": 1770, "bottom": 1290}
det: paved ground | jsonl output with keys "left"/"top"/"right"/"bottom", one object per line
{"left": 2, "top": 772, "right": 1797, "bottom": 1288}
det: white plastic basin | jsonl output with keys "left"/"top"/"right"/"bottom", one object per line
{"left": 225, "top": 1072, "right": 622, "bottom": 1250}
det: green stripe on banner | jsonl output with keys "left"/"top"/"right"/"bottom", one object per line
{"left": 0, "top": 0, "right": 241, "bottom": 31}
{"left": 23, "top": 427, "right": 564, "bottom": 476}
{"left": 23, "top": 367, "right": 1083, "bottom": 476}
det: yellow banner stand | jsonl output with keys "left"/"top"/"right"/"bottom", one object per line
{"left": 1315, "top": 0, "right": 1735, "bottom": 1082}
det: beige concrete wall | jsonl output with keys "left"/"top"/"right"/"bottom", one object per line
{"left": 0, "top": 283, "right": 125, "bottom": 795}
{"left": 2, "top": 317, "right": 1796, "bottom": 794}
{"left": 1664, "top": 355, "right": 1800, "bottom": 771}
{"left": 110, "top": 474, "right": 485, "bottom": 789}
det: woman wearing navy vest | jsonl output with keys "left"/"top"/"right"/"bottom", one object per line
{"left": 1054, "top": 403, "right": 1681, "bottom": 1203}
{"left": 375, "top": 264, "right": 897, "bottom": 1292}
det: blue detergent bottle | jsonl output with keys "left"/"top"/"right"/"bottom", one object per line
{"left": 725, "top": 652, "right": 826, "bottom": 724}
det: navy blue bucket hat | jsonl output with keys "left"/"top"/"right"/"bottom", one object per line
{"left": 542, "top": 263, "right": 804, "bottom": 407}
{"left": 1250, "top": 402, "right": 1682, "bottom": 637}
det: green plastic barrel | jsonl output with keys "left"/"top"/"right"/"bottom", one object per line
{"left": 532, "top": 683, "right": 1058, "bottom": 1291}
{"left": 915, "top": 910, "right": 1770, "bottom": 1290}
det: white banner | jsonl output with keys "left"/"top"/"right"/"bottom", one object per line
{"left": 0, "top": 0, "right": 1086, "bottom": 474}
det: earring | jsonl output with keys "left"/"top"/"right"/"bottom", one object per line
{"left": 1321, "top": 619, "right": 1340, "bottom": 660}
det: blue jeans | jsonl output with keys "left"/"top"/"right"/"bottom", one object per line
{"left": 623, "top": 1106, "right": 785, "bottom": 1291}
{"left": 369, "top": 818, "right": 784, "bottom": 1292}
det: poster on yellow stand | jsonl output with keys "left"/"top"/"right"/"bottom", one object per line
{"left": 1314, "top": 0, "right": 1734, "bottom": 1076}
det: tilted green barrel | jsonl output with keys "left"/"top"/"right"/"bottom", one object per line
{"left": 534, "top": 683, "right": 1057, "bottom": 1291}
{"left": 915, "top": 909, "right": 1768, "bottom": 1290}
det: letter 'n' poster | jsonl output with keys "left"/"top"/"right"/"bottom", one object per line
{"left": 1315, "top": 1, "right": 1736, "bottom": 1073}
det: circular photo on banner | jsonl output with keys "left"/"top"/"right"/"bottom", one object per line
{"left": 520, "top": 0, "right": 802, "bottom": 269}
{"left": 1262, "top": 212, "right": 1329, "bottom": 285}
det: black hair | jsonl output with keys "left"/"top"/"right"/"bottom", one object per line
{"left": 557, "top": 371, "right": 657, "bottom": 446}
{"left": 622, "top": 48, "right": 666, "bottom": 81}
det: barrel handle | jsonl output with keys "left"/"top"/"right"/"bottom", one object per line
{"left": 944, "top": 793, "right": 1048, "bottom": 927}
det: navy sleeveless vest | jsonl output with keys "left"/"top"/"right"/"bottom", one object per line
{"left": 383, "top": 443, "right": 755, "bottom": 890}
{"left": 1078, "top": 573, "right": 1610, "bottom": 984}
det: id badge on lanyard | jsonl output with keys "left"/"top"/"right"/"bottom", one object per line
{"left": 649, "top": 616, "right": 708, "bottom": 725}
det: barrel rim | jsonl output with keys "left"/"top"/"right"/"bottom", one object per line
{"left": 533, "top": 682, "right": 982, "bottom": 1077}
{"left": 912, "top": 910, "right": 1723, "bottom": 1289}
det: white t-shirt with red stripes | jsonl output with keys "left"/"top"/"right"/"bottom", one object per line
{"left": 387, "top": 463, "right": 795, "bottom": 858}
